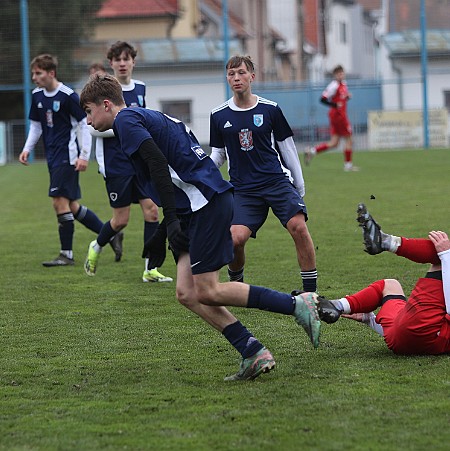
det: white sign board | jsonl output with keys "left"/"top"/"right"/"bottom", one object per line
{"left": 368, "top": 109, "right": 448, "bottom": 149}
{"left": 0, "top": 122, "right": 6, "bottom": 165}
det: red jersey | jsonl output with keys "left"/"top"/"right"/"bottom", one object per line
{"left": 321, "top": 80, "right": 352, "bottom": 136}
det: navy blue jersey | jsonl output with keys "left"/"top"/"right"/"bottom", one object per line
{"left": 96, "top": 80, "right": 146, "bottom": 177}
{"left": 209, "top": 96, "right": 294, "bottom": 190}
{"left": 113, "top": 108, "right": 232, "bottom": 214}
{"left": 29, "top": 83, "right": 86, "bottom": 169}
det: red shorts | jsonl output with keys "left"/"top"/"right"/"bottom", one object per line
{"left": 329, "top": 115, "right": 352, "bottom": 137}
{"left": 376, "top": 278, "right": 450, "bottom": 355}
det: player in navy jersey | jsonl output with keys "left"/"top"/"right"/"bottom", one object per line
{"left": 84, "top": 41, "right": 171, "bottom": 283}
{"left": 209, "top": 55, "right": 318, "bottom": 293}
{"left": 18, "top": 54, "right": 115, "bottom": 267}
{"left": 80, "top": 73, "right": 322, "bottom": 381}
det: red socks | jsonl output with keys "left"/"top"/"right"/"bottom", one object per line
{"left": 344, "top": 148, "right": 352, "bottom": 163}
{"left": 315, "top": 143, "right": 329, "bottom": 153}
{"left": 346, "top": 280, "right": 385, "bottom": 313}
{"left": 396, "top": 238, "right": 440, "bottom": 265}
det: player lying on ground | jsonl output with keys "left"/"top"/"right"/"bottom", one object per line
{"left": 316, "top": 203, "right": 450, "bottom": 355}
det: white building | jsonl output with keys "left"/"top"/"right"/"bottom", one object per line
{"left": 380, "top": 30, "right": 450, "bottom": 111}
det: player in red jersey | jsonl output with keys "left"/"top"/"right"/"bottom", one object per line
{"left": 316, "top": 203, "right": 450, "bottom": 355}
{"left": 305, "top": 65, "right": 358, "bottom": 172}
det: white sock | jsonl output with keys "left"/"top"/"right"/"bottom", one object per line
{"left": 331, "top": 297, "right": 351, "bottom": 314}
{"left": 145, "top": 260, "right": 157, "bottom": 272}
{"left": 382, "top": 233, "right": 401, "bottom": 253}
{"left": 61, "top": 250, "right": 73, "bottom": 259}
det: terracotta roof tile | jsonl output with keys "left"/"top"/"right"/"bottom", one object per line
{"left": 97, "top": 0, "right": 178, "bottom": 19}
{"left": 201, "top": 0, "right": 247, "bottom": 37}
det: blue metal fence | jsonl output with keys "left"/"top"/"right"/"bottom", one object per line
{"left": 254, "top": 80, "right": 382, "bottom": 144}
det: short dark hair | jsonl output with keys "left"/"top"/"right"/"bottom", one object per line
{"left": 226, "top": 55, "right": 255, "bottom": 73}
{"left": 107, "top": 41, "right": 137, "bottom": 61}
{"left": 30, "top": 54, "right": 58, "bottom": 73}
{"left": 80, "top": 73, "right": 125, "bottom": 110}
{"left": 332, "top": 65, "right": 344, "bottom": 74}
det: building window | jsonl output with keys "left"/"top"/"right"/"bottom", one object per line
{"left": 339, "top": 21, "right": 347, "bottom": 44}
{"left": 161, "top": 100, "right": 192, "bottom": 124}
{"left": 444, "top": 91, "right": 450, "bottom": 110}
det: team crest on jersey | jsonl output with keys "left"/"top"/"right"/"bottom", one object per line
{"left": 138, "top": 95, "right": 144, "bottom": 106}
{"left": 239, "top": 128, "right": 253, "bottom": 151}
{"left": 53, "top": 101, "right": 60, "bottom": 112}
{"left": 110, "top": 192, "right": 118, "bottom": 202}
{"left": 192, "top": 145, "right": 207, "bottom": 160}
{"left": 253, "top": 114, "right": 263, "bottom": 127}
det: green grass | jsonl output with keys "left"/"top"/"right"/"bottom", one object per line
{"left": 0, "top": 149, "right": 449, "bottom": 450}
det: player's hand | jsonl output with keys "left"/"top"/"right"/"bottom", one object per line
{"left": 75, "top": 158, "right": 88, "bottom": 172}
{"left": 19, "top": 150, "right": 30, "bottom": 165}
{"left": 142, "top": 221, "right": 167, "bottom": 269}
{"left": 341, "top": 313, "right": 365, "bottom": 322}
{"left": 167, "top": 219, "right": 189, "bottom": 255}
{"left": 428, "top": 230, "right": 450, "bottom": 253}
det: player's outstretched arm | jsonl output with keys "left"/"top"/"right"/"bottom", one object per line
{"left": 429, "top": 230, "right": 450, "bottom": 253}
{"left": 342, "top": 312, "right": 384, "bottom": 336}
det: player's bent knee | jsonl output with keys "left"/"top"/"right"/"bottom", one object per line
{"left": 288, "top": 219, "right": 308, "bottom": 237}
{"left": 176, "top": 288, "right": 196, "bottom": 308}
{"left": 145, "top": 208, "right": 159, "bottom": 222}
{"left": 232, "top": 234, "right": 249, "bottom": 248}
{"left": 383, "top": 278, "right": 403, "bottom": 295}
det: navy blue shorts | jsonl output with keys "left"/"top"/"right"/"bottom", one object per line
{"left": 179, "top": 190, "right": 234, "bottom": 275}
{"left": 233, "top": 180, "right": 308, "bottom": 238}
{"left": 105, "top": 175, "right": 153, "bottom": 208}
{"left": 48, "top": 165, "right": 81, "bottom": 200}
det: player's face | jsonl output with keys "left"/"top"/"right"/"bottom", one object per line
{"left": 84, "top": 101, "right": 114, "bottom": 132}
{"left": 110, "top": 51, "right": 135, "bottom": 83}
{"left": 226, "top": 62, "right": 255, "bottom": 94}
{"left": 31, "top": 67, "right": 55, "bottom": 90}
{"left": 335, "top": 70, "right": 345, "bottom": 82}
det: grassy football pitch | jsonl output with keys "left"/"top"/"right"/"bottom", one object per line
{"left": 0, "top": 148, "right": 449, "bottom": 450}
